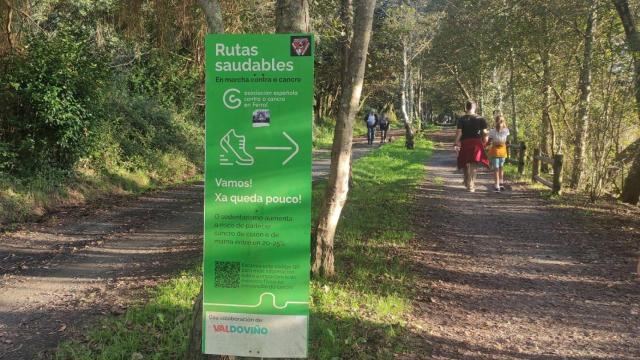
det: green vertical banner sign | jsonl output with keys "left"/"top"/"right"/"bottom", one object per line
{"left": 203, "top": 34, "right": 313, "bottom": 358}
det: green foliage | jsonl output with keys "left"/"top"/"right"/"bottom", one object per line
{"left": 0, "top": 0, "right": 204, "bottom": 224}
{"left": 0, "top": 30, "right": 109, "bottom": 173}
{"left": 124, "top": 50, "right": 200, "bottom": 115}
{"left": 53, "top": 138, "right": 433, "bottom": 360}
{"left": 313, "top": 118, "right": 336, "bottom": 149}
{"left": 94, "top": 92, "right": 203, "bottom": 178}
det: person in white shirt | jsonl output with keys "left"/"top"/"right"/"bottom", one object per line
{"left": 364, "top": 110, "right": 379, "bottom": 145}
{"left": 486, "top": 115, "right": 510, "bottom": 192}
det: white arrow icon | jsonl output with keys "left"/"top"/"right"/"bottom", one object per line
{"left": 255, "top": 132, "right": 299, "bottom": 165}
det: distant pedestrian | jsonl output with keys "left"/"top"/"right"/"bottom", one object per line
{"left": 379, "top": 115, "right": 390, "bottom": 143}
{"left": 364, "top": 110, "right": 379, "bottom": 145}
{"left": 487, "top": 115, "right": 510, "bottom": 192}
{"left": 454, "top": 101, "right": 489, "bottom": 192}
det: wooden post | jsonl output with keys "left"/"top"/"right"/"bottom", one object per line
{"left": 518, "top": 141, "right": 526, "bottom": 175}
{"left": 552, "top": 153, "right": 564, "bottom": 194}
{"left": 532, "top": 148, "right": 540, "bottom": 182}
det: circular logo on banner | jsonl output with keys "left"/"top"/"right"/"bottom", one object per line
{"left": 223, "top": 88, "right": 241, "bottom": 109}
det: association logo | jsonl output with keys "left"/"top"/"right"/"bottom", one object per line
{"left": 290, "top": 36, "right": 311, "bottom": 56}
{"left": 223, "top": 88, "right": 241, "bottom": 109}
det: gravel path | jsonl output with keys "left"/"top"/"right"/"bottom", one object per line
{"left": 411, "top": 129, "right": 640, "bottom": 359}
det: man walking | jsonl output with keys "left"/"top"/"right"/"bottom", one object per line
{"left": 454, "top": 101, "right": 489, "bottom": 192}
{"left": 379, "top": 114, "right": 390, "bottom": 143}
{"left": 364, "top": 109, "right": 378, "bottom": 145}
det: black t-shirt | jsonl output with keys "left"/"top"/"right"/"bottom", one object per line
{"left": 379, "top": 117, "right": 389, "bottom": 130}
{"left": 457, "top": 114, "right": 488, "bottom": 140}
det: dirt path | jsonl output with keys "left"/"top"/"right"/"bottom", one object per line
{"left": 0, "top": 133, "right": 385, "bottom": 360}
{"left": 412, "top": 129, "right": 640, "bottom": 359}
{"left": 312, "top": 129, "right": 398, "bottom": 181}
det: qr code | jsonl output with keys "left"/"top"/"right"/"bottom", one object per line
{"left": 214, "top": 261, "right": 240, "bottom": 288}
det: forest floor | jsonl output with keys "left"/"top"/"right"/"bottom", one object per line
{"left": 0, "top": 133, "right": 386, "bottom": 360}
{"left": 410, "top": 128, "right": 640, "bottom": 359}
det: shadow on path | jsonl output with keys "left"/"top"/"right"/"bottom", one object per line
{"left": 411, "top": 128, "right": 640, "bottom": 359}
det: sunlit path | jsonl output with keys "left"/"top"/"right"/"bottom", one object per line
{"left": 411, "top": 128, "right": 640, "bottom": 359}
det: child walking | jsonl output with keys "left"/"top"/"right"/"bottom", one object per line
{"left": 487, "top": 115, "right": 510, "bottom": 192}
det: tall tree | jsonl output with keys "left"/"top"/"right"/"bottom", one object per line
{"left": 612, "top": 0, "right": 640, "bottom": 204}
{"left": 401, "top": 38, "right": 416, "bottom": 148}
{"left": 187, "top": 2, "right": 224, "bottom": 359}
{"left": 571, "top": 0, "right": 598, "bottom": 189}
{"left": 312, "top": 0, "right": 376, "bottom": 277}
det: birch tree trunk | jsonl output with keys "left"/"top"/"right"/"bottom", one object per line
{"left": 400, "top": 40, "right": 415, "bottom": 149}
{"left": 571, "top": 2, "right": 597, "bottom": 189}
{"left": 312, "top": 0, "right": 376, "bottom": 277}
{"left": 613, "top": 0, "right": 640, "bottom": 204}
{"left": 409, "top": 66, "right": 415, "bottom": 125}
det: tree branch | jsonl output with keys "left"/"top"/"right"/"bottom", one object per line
{"left": 613, "top": 0, "right": 640, "bottom": 51}
{"left": 443, "top": 63, "right": 472, "bottom": 101}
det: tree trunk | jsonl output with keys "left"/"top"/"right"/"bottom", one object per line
{"left": 408, "top": 65, "right": 416, "bottom": 126}
{"left": 312, "top": 0, "right": 376, "bottom": 277}
{"left": 198, "top": 0, "right": 224, "bottom": 33}
{"left": 571, "top": 2, "right": 597, "bottom": 189}
{"left": 613, "top": 0, "right": 640, "bottom": 204}
{"left": 340, "top": 0, "right": 354, "bottom": 88}
{"left": 622, "top": 152, "right": 640, "bottom": 204}
{"left": 478, "top": 72, "right": 484, "bottom": 116}
{"left": 188, "top": 1, "right": 227, "bottom": 357}
{"left": 416, "top": 70, "right": 424, "bottom": 130}
{"left": 400, "top": 40, "right": 415, "bottom": 149}
{"left": 275, "top": 0, "right": 310, "bottom": 33}
{"left": 492, "top": 66, "right": 503, "bottom": 115}
{"left": 541, "top": 48, "right": 552, "bottom": 172}
{"left": 509, "top": 47, "right": 518, "bottom": 142}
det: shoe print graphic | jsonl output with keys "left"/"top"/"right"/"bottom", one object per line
{"left": 219, "top": 129, "right": 254, "bottom": 166}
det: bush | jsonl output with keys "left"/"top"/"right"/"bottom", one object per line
{"left": 0, "top": 30, "right": 109, "bottom": 174}
{"left": 90, "top": 91, "right": 203, "bottom": 177}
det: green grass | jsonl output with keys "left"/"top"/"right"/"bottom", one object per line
{"left": 54, "top": 271, "right": 201, "bottom": 360}
{"left": 313, "top": 118, "right": 375, "bottom": 150}
{"left": 503, "top": 163, "right": 527, "bottom": 182}
{"left": 0, "top": 112, "right": 204, "bottom": 227}
{"left": 53, "top": 138, "right": 433, "bottom": 360}
{"left": 313, "top": 122, "right": 336, "bottom": 149}
{"left": 0, "top": 161, "right": 202, "bottom": 227}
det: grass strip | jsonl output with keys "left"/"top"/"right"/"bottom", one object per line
{"left": 53, "top": 137, "right": 432, "bottom": 360}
